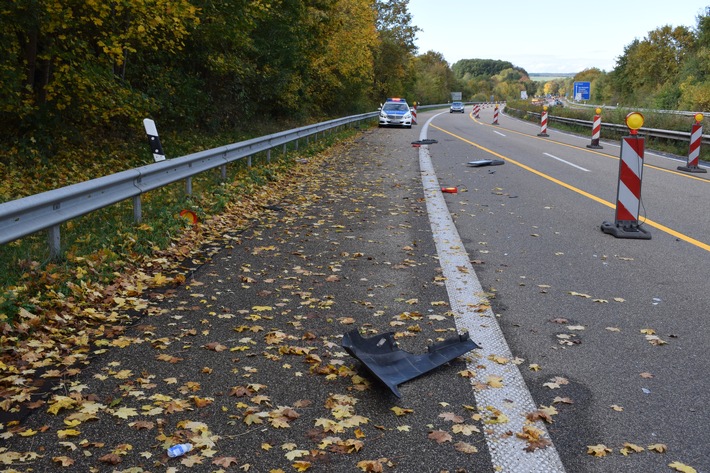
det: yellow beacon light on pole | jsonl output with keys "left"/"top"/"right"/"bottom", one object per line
{"left": 595, "top": 108, "right": 602, "bottom": 115}
{"left": 625, "top": 112, "right": 644, "bottom": 135}
{"left": 694, "top": 112, "right": 704, "bottom": 123}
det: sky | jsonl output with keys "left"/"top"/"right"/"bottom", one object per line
{"left": 407, "top": 0, "right": 709, "bottom": 73}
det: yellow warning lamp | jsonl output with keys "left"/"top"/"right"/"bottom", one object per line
{"left": 694, "top": 113, "right": 704, "bottom": 123}
{"left": 625, "top": 112, "right": 644, "bottom": 135}
{"left": 595, "top": 108, "right": 602, "bottom": 115}
{"left": 543, "top": 105, "right": 548, "bottom": 111}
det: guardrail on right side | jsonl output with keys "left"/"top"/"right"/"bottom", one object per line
{"left": 507, "top": 108, "right": 710, "bottom": 146}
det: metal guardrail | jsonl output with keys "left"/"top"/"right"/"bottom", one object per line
{"left": 509, "top": 108, "right": 710, "bottom": 146}
{"left": 0, "top": 111, "right": 381, "bottom": 257}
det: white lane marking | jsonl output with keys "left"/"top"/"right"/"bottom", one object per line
{"left": 418, "top": 114, "right": 567, "bottom": 473}
{"left": 543, "top": 152, "right": 590, "bottom": 172}
{"left": 494, "top": 130, "right": 506, "bottom": 137}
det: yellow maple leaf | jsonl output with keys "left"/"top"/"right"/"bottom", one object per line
{"left": 48, "top": 396, "right": 77, "bottom": 415}
{"left": 587, "top": 444, "right": 611, "bottom": 457}
{"left": 648, "top": 443, "right": 668, "bottom": 453}
{"left": 292, "top": 461, "right": 312, "bottom": 472}
{"left": 284, "top": 450, "right": 309, "bottom": 461}
{"left": 668, "top": 462, "right": 697, "bottom": 473}
{"left": 390, "top": 406, "right": 413, "bottom": 416}
{"left": 112, "top": 407, "right": 139, "bottom": 419}
{"left": 57, "top": 429, "right": 81, "bottom": 439}
{"left": 486, "top": 375, "right": 504, "bottom": 388}
{"left": 620, "top": 442, "right": 644, "bottom": 455}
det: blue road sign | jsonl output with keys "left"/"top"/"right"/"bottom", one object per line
{"left": 574, "top": 81, "right": 591, "bottom": 101}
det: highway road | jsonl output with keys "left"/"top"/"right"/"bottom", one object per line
{"left": 419, "top": 105, "right": 710, "bottom": 472}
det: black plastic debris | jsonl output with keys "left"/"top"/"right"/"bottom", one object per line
{"left": 342, "top": 330, "right": 480, "bottom": 397}
{"left": 411, "top": 139, "right": 438, "bottom": 146}
{"left": 467, "top": 159, "right": 505, "bottom": 167}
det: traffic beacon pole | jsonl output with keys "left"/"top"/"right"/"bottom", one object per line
{"left": 678, "top": 113, "right": 707, "bottom": 173}
{"left": 492, "top": 104, "right": 499, "bottom": 125}
{"left": 587, "top": 108, "right": 603, "bottom": 149}
{"left": 601, "top": 112, "right": 651, "bottom": 240}
{"left": 537, "top": 105, "right": 549, "bottom": 137}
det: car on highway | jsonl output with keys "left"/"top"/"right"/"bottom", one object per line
{"left": 378, "top": 98, "right": 413, "bottom": 128}
{"left": 450, "top": 101, "right": 465, "bottom": 113}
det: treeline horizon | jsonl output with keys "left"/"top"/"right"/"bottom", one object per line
{"left": 1, "top": 1, "right": 708, "bottom": 175}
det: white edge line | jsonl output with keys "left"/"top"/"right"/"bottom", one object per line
{"left": 418, "top": 114, "right": 567, "bottom": 472}
{"left": 494, "top": 130, "right": 506, "bottom": 137}
{"left": 543, "top": 152, "right": 591, "bottom": 172}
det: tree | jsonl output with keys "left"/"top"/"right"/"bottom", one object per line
{"left": 372, "top": 0, "right": 420, "bottom": 100}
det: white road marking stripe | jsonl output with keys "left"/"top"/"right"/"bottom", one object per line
{"left": 494, "top": 130, "right": 506, "bottom": 137}
{"left": 543, "top": 152, "right": 590, "bottom": 172}
{"left": 419, "top": 114, "right": 567, "bottom": 472}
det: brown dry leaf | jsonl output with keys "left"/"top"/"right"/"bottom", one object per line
{"left": 428, "top": 430, "right": 452, "bottom": 444}
{"left": 438, "top": 412, "right": 464, "bottom": 423}
{"left": 610, "top": 405, "right": 624, "bottom": 412}
{"left": 640, "top": 372, "right": 654, "bottom": 379}
{"left": 486, "top": 375, "right": 504, "bottom": 388}
{"left": 52, "top": 456, "right": 75, "bottom": 467}
{"left": 99, "top": 453, "right": 122, "bottom": 465}
{"left": 552, "top": 396, "right": 574, "bottom": 405}
{"left": 454, "top": 441, "right": 478, "bottom": 454}
{"left": 204, "top": 342, "right": 228, "bottom": 352}
{"left": 356, "top": 459, "right": 386, "bottom": 472}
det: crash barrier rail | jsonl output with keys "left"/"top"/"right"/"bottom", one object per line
{"left": 566, "top": 100, "right": 703, "bottom": 118}
{"left": 506, "top": 108, "right": 710, "bottom": 146}
{"left": 0, "top": 111, "right": 401, "bottom": 257}
{"left": 0, "top": 101, "right": 505, "bottom": 257}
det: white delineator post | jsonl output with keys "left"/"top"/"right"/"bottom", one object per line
{"left": 601, "top": 112, "right": 651, "bottom": 240}
{"left": 143, "top": 118, "right": 166, "bottom": 162}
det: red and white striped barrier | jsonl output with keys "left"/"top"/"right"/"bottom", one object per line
{"left": 587, "top": 108, "right": 603, "bottom": 149}
{"left": 601, "top": 112, "right": 651, "bottom": 239}
{"left": 473, "top": 104, "right": 480, "bottom": 118}
{"left": 411, "top": 105, "right": 417, "bottom": 125}
{"left": 537, "top": 106, "right": 549, "bottom": 137}
{"left": 678, "top": 113, "right": 707, "bottom": 173}
{"left": 492, "top": 105, "right": 499, "bottom": 125}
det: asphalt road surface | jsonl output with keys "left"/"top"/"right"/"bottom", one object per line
{"left": 3, "top": 106, "right": 708, "bottom": 473}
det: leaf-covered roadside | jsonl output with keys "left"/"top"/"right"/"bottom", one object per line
{"left": 0, "top": 131, "right": 499, "bottom": 471}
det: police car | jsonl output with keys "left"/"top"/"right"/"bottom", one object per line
{"left": 378, "top": 98, "right": 413, "bottom": 128}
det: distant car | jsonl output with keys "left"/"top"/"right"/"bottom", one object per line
{"left": 379, "top": 98, "right": 413, "bottom": 128}
{"left": 450, "top": 101, "right": 465, "bottom": 113}
{"left": 554, "top": 99, "right": 564, "bottom": 107}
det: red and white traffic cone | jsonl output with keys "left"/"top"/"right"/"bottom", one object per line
{"left": 587, "top": 108, "right": 603, "bottom": 149}
{"left": 678, "top": 113, "right": 707, "bottom": 173}
{"left": 537, "top": 106, "right": 549, "bottom": 137}
{"left": 474, "top": 104, "right": 480, "bottom": 118}
{"left": 492, "top": 105, "right": 499, "bottom": 125}
{"left": 601, "top": 112, "right": 651, "bottom": 240}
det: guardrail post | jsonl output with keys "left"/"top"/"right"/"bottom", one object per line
{"left": 220, "top": 164, "right": 227, "bottom": 180}
{"left": 133, "top": 195, "right": 142, "bottom": 223}
{"left": 267, "top": 149, "right": 271, "bottom": 163}
{"left": 185, "top": 176, "right": 193, "bottom": 195}
{"left": 48, "top": 225, "right": 61, "bottom": 259}
{"left": 248, "top": 155, "right": 252, "bottom": 167}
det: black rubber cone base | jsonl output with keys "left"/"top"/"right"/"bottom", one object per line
{"left": 677, "top": 165, "right": 707, "bottom": 173}
{"left": 587, "top": 144, "right": 603, "bottom": 149}
{"left": 601, "top": 221, "right": 652, "bottom": 240}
